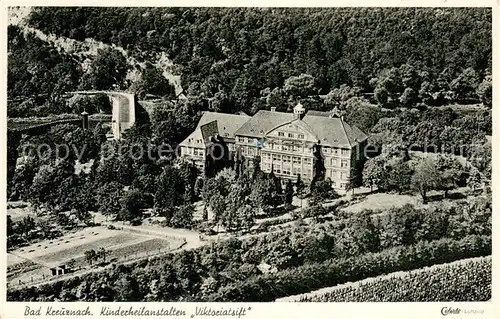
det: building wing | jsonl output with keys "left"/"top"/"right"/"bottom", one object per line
{"left": 235, "top": 110, "right": 294, "bottom": 138}
{"left": 179, "top": 128, "right": 206, "bottom": 148}
{"left": 197, "top": 111, "right": 250, "bottom": 139}
{"left": 200, "top": 121, "right": 219, "bottom": 143}
{"left": 302, "top": 115, "right": 368, "bottom": 148}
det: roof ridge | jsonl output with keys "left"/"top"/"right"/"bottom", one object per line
{"left": 294, "top": 119, "right": 319, "bottom": 141}
{"left": 338, "top": 117, "right": 355, "bottom": 147}
{"left": 203, "top": 110, "right": 250, "bottom": 117}
{"left": 263, "top": 118, "right": 319, "bottom": 141}
{"left": 200, "top": 120, "right": 219, "bottom": 142}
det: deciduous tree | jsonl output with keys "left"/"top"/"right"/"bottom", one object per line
{"left": 477, "top": 75, "right": 492, "bottom": 107}
{"left": 411, "top": 158, "right": 439, "bottom": 203}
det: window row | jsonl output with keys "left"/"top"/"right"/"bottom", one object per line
{"left": 322, "top": 147, "right": 350, "bottom": 156}
{"left": 262, "top": 163, "right": 311, "bottom": 177}
{"left": 263, "top": 153, "right": 313, "bottom": 164}
{"left": 265, "top": 143, "right": 313, "bottom": 153}
{"left": 187, "top": 138, "right": 204, "bottom": 144}
{"left": 237, "top": 136, "right": 259, "bottom": 144}
{"left": 277, "top": 132, "right": 305, "bottom": 139}
{"left": 183, "top": 147, "right": 204, "bottom": 157}
{"left": 240, "top": 146, "right": 257, "bottom": 156}
{"left": 328, "top": 169, "right": 349, "bottom": 180}
{"left": 331, "top": 181, "right": 348, "bottom": 189}
{"left": 328, "top": 158, "right": 349, "bottom": 168}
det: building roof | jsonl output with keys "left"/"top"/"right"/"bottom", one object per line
{"left": 302, "top": 115, "right": 368, "bottom": 148}
{"left": 179, "top": 127, "right": 206, "bottom": 148}
{"left": 294, "top": 102, "right": 305, "bottom": 113}
{"left": 235, "top": 109, "right": 368, "bottom": 148}
{"left": 306, "top": 110, "right": 332, "bottom": 117}
{"left": 179, "top": 112, "right": 251, "bottom": 148}
{"left": 235, "top": 110, "right": 295, "bottom": 137}
{"left": 200, "top": 121, "right": 219, "bottom": 143}
{"left": 198, "top": 111, "right": 250, "bottom": 139}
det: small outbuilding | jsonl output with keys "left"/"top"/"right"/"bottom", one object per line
{"left": 50, "top": 264, "right": 72, "bottom": 276}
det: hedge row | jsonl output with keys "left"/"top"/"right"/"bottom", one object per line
{"left": 205, "top": 235, "right": 491, "bottom": 302}
{"left": 287, "top": 256, "right": 491, "bottom": 302}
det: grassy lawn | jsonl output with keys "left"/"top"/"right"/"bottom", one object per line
{"left": 408, "top": 150, "right": 471, "bottom": 167}
{"left": 7, "top": 201, "right": 34, "bottom": 222}
{"left": 107, "top": 238, "right": 182, "bottom": 260}
{"left": 342, "top": 192, "right": 419, "bottom": 214}
{"left": 342, "top": 186, "right": 476, "bottom": 215}
{"left": 36, "top": 233, "right": 143, "bottom": 264}
{"left": 52, "top": 237, "right": 181, "bottom": 269}
{"left": 7, "top": 225, "right": 184, "bottom": 285}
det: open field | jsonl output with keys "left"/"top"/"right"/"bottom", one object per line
{"left": 35, "top": 233, "right": 142, "bottom": 264}
{"left": 37, "top": 237, "right": 179, "bottom": 270}
{"left": 7, "top": 253, "right": 27, "bottom": 267}
{"left": 107, "top": 238, "right": 176, "bottom": 260}
{"left": 341, "top": 193, "right": 419, "bottom": 214}
{"left": 11, "top": 228, "right": 139, "bottom": 266}
{"left": 409, "top": 150, "right": 472, "bottom": 167}
{"left": 7, "top": 201, "right": 34, "bottom": 222}
{"left": 7, "top": 116, "right": 108, "bottom": 130}
{"left": 7, "top": 225, "right": 185, "bottom": 286}
{"left": 439, "top": 103, "right": 488, "bottom": 114}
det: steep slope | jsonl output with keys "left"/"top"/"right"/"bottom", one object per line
{"left": 8, "top": 6, "right": 183, "bottom": 95}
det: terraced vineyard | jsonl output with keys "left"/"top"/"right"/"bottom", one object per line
{"left": 46, "top": 237, "right": 184, "bottom": 269}
{"left": 279, "top": 256, "right": 491, "bottom": 302}
{"left": 7, "top": 259, "right": 41, "bottom": 279}
{"left": 35, "top": 233, "right": 142, "bottom": 264}
{"left": 108, "top": 238, "right": 183, "bottom": 258}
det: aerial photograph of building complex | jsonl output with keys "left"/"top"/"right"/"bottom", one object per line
{"left": 6, "top": 7, "right": 492, "bottom": 302}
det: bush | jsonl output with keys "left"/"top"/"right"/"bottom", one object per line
{"left": 7, "top": 197, "right": 491, "bottom": 302}
{"left": 296, "top": 256, "right": 491, "bottom": 302}
{"left": 258, "top": 216, "right": 295, "bottom": 228}
{"left": 205, "top": 235, "right": 491, "bottom": 301}
{"left": 300, "top": 205, "right": 328, "bottom": 218}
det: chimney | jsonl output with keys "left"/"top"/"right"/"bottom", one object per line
{"left": 270, "top": 107, "right": 276, "bottom": 112}
{"left": 81, "top": 111, "right": 89, "bottom": 129}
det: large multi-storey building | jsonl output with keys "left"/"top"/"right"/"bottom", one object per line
{"left": 179, "top": 103, "right": 368, "bottom": 191}
{"left": 234, "top": 103, "right": 368, "bottom": 190}
{"left": 178, "top": 111, "right": 250, "bottom": 171}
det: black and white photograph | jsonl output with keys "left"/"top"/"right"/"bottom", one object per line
{"left": 4, "top": 5, "right": 493, "bottom": 305}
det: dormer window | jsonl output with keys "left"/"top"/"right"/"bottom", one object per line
{"left": 293, "top": 102, "right": 306, "bottom": 120}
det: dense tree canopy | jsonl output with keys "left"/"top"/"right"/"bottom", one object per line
{"left": 6, "top": 7, "right": 493, "bottom": 304}
{"left": 18, "top": 7, "right": 491, "bottom": 115}
{"left": 8, "top": 194, "right": 492, "bottom": 301}
{"left": 7, "top": 25, "right": 82, "bottom": 116}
